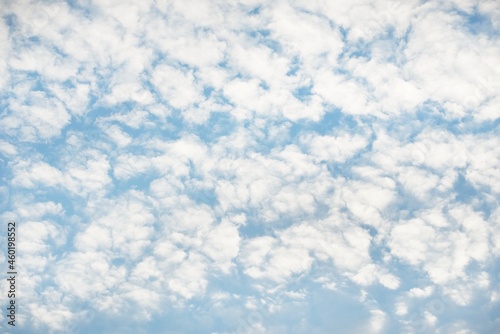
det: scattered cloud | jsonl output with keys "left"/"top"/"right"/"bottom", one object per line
{"left": 0, "top": 0, "right": 498, "bottom": 332}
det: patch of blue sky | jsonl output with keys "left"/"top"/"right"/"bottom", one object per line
{"left": 27, "top": 136, "right": 72, "bottom": 162}
{"left": 442, "top": 115, "right": 490, "bottom": 136}
{"left": 185, "top": 185, "right": 218, "bottom": 208}
{"left": 202, "top": 86, "right": 215, "bottom": 99}
{"left": 65, "top": 0, "right": 93, "bottom": 17}
{"left": 414, "top": 106, "right": 466, "bottom": 134}
{"left": 453, "top": 173, "right": 480, "bottom": 203}
{"left": 247, "top": 29, "right": 271, "bottom": 39}
{"left": 150, "top": 109, "right": 185, "bottom": 141}
{"left": 8, "top": 71, "right": 46, "bottom": 94}
{"left": 368, "top": 241, "right": 388, "bottom": 263}
{"left": 459, "top": 9, "right": 498, "bottom": 36}
{"left": 145, "top": 308, "right": 222, "bottom": 334}
{"left": 206, "top": 273, "right": 371, "bottom": 332}
{"left": 389, "top": 185, "right": 431, "bottom": 216}
{"left": 303, "top": 285, "right": 375, "bottom": 332}
{"left": 290, "top": 108, "right": 358, "bottom": 139}
{"left": 269, "top": 208, "right": 325, "bottom": 230}
{"left": 111, "top": 172, "right": 157, "bottom": 195}
{"left": 237, "top": 210, "right": 275, "bottom": 238}
{"left": 293, "top": 84, "right": 312, "bottom": 102}
{"left": 342, "top": 46, "right": 372, "bottom": 60}
{"left": 2, "top": 13, "right": 17, "bottom": 30}
{"left": 195, "top": 111, "right": 237, "bottom": 144}
{"left": 436, "top": 297, "right": 498, "bottom": 333}
{"left": 247, "top": 29, "right": 282, "bottom": 54}
{"left": 387, "top": 259, "right": 431, "bottom": 290}
{"left": 248, "top": 6, "right": 262, "bottom": 16}
{"left": 285, "top": 56, "right": 301, "bottom": 76}
{"left": 463, "top": 117, "right": 500, "bottom": 134}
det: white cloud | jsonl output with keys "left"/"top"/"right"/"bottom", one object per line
{"left": 152, "top": 65, "right": 202, "bottom": 109}
{"left": 389, "top": 219, "right": 436, "bottom": 265}
{"left": 302, "top": 132, "right": 368, "bottom": 163}
{"left": 2, "top": 90, "right": 71, "bottom": 141}
{"left": 1, "top": 0, "right": 498, "bottom": 332}
{"left": 0, "top": 140, "right": 17, "bottom": 155}
{"left": 102, "top": 124, "right": 132, "bottom": 147}
{"left": 167, "top": 253, "right": 208, "bottom": 299}
{"left": 19, "top": 220, "right": 62, "bottom": 257}
{"left": 14, "top": 200, "right": 63, "bottom": 219}
{"left": 201, "top": 219, "right": 241, "bottom": 273}
{"left": 55, "top": 251, "right": 128, "bottom": 301}
{"left": 369, "top": 309, "right": 387, "bottom": 333}
{"left": 81, "top": 191, "right": 155, "bottom": 259}
{"left": 29, "top": 301, "right": 74, "bottom": 333}
{"left": 49, "top": 82, "right": 91, "bottom": 116}
{"left": 229, "top": 44, "right": 289, "bottom": 85}
{"left": 408, "top": 286, "right": 434, "bottom": 298}
{"left": 465, "top": 134, "right": 500, "bottom": 194}
{"left": 341, "top": 180, "right": 395, "bottom": 228}
{"left": 395, "top": 302, "right": 408, "bottom": 316}
{"left": 403, "top": 7, "right": 500, "bottom": 111}
{"left": 113, "top": 153, "right": 152, "bottom": 179}
{"left": 268, "top": 1, "right": 343, "bottom": 66}
{"left": 313, "top": 71, "right": 372, "bottom": 116}
{"left": 12, "top": 160, "right": 64, "bottom": 189}
{"left": 397, "top": 166, "right": 440, "bottom": 201}
{"left": 9, "top": 45, "right": 78, "bottom": 81}
{"left": 0, "top": 17, "right": 10, "bottom": 91}
{"left": 64, "top": 151, "right": 112, "bottom": 195}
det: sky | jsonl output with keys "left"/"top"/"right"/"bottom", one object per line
{"left": 0, "top": 0, "right": 499, "bottom": 333}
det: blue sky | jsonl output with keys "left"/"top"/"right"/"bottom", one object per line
{"left": 0, "top": 0, "right": 499, "bottom": 333}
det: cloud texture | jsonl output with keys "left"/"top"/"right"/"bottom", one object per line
{"left": 0, "top": 0, "right": 499, "bottom": 333}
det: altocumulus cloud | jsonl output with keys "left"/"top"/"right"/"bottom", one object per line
{"left": 0, "top": 0, "right": 499, "bottom": 333}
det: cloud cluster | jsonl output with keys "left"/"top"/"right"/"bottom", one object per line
{"left": 0, "top": 0, "right": 498, "bottom": 333}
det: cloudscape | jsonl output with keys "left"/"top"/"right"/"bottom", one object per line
{"left": 0, "top": 0, "right": 499, "bottom": 333}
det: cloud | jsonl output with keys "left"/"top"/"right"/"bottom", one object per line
{"left": 2, "top": 90, "right": 71, "bottom": 141}
{"left": 0, "top": 0, "right": 498, "bottom": 332}
{"left": 151, "top": 65, "right": 202, "bottom": 109}
{"left": 301, "top": 132, "right": 368, "bottom": 163}
{"left": 12, "top": 160, "right": 64, "bottom": 188}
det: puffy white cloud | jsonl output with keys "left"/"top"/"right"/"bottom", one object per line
{"left": 102, "top": 124, "right": 133, "bottom": 147}
{"left": 340, "top": 179, "right": 395, "bottom": 228}
{"left": 369, "top": 309, "right": 387, "bottom": 333}
{"left": 268, "top": 1, "right": 343, "bottom": 66}
{"left": 81, "top": 191, "right": 155, "bottom": 259}
{"left": 389, "top": 202, "right": 495, "bottom": 289}
{"left": 55, "top": 251, "right": 128, "bottom": 301}
{"left": 464, "top": 134, "right": 500, "bottom": 194}
{"left": 1, "top": 0, "right": 498, "bottom": 332}
{"left": 9, "top": 45, "right": 78, "bottom": 81}
{"left": 2, "top": 90, "right": 71, "bottom": 141}
{"left": 14, "top": 200, "right": 63, "bottom": 219}
{"left": 0, "top": 140, "right": 17, "bottom": 155}
{"left": 152, "top": 65, "right": 202, "bottom": 109}
{"left": 167, "top": 253, "right": 208, "bottom": 299}
{"left": 313, "top": 71, "right": 372, "bottom": 116}
{"left": 201, "top": 219, "right": 241, "bottom": 273}
{"left": 12, "top": 160, "right": 64, "bottom": 189}
{"left": 408, "top": 286, "right": 434, "bottom": 298}
{"left": 302, "top": 132, "right": 368, "bottom": 163}
{"left": 0, "top": 17, "right": 10, "bottom": 90}
{"left": 395, "top": 302, "right": 408, "bottom": 316}
{"left": 241, "top": 237, "right": 313, "bottom": 283}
